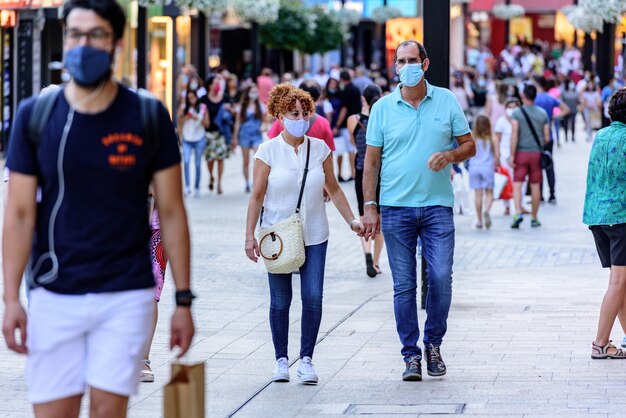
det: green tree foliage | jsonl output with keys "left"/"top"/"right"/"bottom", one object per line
{"left": 259, "top": 1, "right": 310, "bottom": 51}
{"left": 298, "top": 7, "right": 344, "bottom": 55}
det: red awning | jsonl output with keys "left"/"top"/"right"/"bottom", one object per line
{"left": 28, "top": 0, "right": 63, "bottom": 7}
{"left": 0, "top": 0, "right": 27, "bottom": 9}
{"left": 469, "top": 0, "right": 498, "bottom": 11}
{"left": 469, "top": 0, "right": 575, "bottom": 12}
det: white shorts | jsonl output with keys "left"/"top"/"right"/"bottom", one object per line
{"left": 26, "top": 287, "right": 155, "bottom": 404}
{"left": 334, "top": 128, "right": 356, "bottom": 155}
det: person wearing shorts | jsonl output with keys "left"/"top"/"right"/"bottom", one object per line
{"left": 468, "top": 115, "right": 499, "bottom": 229}
{"left": 332, "top": 71, "right": 361, "bottom": 182}
{"left": 508, "top": 83, "right": 549, "bottom": 229}
{"left": 2, "top": 1, "right": 194, "bottom": 416}
{"left": 584, "top": 87, "right": 626, "bottom": 359}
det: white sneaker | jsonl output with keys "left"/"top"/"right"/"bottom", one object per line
{"left": 184, "top": 187, "right": 191, "bottom": 196}
{"left": 140, "top": 359, "right": 154, "bottom": 383}
{"left": 194, "top": 189, "right": 200, "bottom": 198}
{"left": 272, "top": 357, "right": 290, "bottom": 382}
{"left": 297, "top": 356, "right": 318, "bottom": 385}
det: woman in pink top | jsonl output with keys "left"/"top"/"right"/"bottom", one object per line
{"left": 266, "top": 81, "right": 335, "bottom": 151}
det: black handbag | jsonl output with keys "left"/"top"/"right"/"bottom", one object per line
{"left": 519, "top": 107, "right": 553, "bottom": 171}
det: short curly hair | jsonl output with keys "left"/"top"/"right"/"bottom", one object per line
{"left": 608, "top": 87, "right": 626, "bottom": 123}
{"left": 266, "top": 83, "right": 315, "bottom": 118}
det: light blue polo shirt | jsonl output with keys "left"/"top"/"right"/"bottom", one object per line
{"left": 366, "top": 82, "right": 470, "bottom": 208}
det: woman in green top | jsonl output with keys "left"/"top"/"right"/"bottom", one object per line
{"left": 583, "top": 88, "right": 626, "bottom": 359}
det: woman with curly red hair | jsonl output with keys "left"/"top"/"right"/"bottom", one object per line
{"left": 245, "top": 83, "right": 363, "bottom": 385}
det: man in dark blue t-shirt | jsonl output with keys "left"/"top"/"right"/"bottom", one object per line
{"left": 2, "top": 0, "right": 194, "bottom": 416}
{"left": 533, "top": 76, "right": 570, "bottom": 204}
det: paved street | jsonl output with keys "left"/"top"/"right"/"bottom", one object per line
{"left": 1, "top": 126, "right": 625, "bottom": 417}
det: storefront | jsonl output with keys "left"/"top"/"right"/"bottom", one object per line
{"left": 0, "top": 7, "right": 16, "bottom": 151}
{"left": 468, "top": 0, "right": 576, "bottom": 55}
{"left": 113, "top": 1, "right": 195, "bottom": 116}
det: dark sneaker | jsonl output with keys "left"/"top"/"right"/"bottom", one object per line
{"left": 530, "top": 218, "right": 542, "bottom": 228}
{"left": 548, "top": 196, "right": 556, "bottom": 204}
{"left": 402, "top": 355, "right": 422, "bottom": 381}
{"left": 511, "top": 214, "right": 523, "bottom": 229}
{"left": 425, "top": 344, "right": 447, "bottom": 377}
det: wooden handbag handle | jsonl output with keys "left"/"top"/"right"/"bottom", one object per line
{"left": 259, "top": 232, "right": 283, "bottom": 260}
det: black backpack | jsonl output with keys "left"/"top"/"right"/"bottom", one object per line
{"left": 27, "top": 85, "right": 161, "bottom": 157}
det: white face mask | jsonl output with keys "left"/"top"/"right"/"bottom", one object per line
{"left": 506, "top": 108, "right": 516, "bottom": 117}
{"left": 249, "top": 92, "right": 258, "bottom": 100}
{"left": 282, "top": 117, "right": 309, "bottom": 138}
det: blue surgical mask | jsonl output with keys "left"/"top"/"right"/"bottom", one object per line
{"left": 65, "top": 46, "right": 111, "bottom": 86}
{"left": 399, "top": 63, "right": 424, "bottom": 88}
{"left": 282, "top": 117, "right": 309, "bottom": 138}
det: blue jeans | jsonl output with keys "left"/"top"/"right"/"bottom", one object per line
{"left": 381, "top": 206, "right": 454, "bottom": 360}
{"left": 268, "top": 241, "right": 327, "bottom": 360}
{"left": 182, "top": 138, "right": 206, "bottom": 190}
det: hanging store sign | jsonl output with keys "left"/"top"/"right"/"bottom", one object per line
{"left": 0, "top": 10, "right": 16, "bottom": 27}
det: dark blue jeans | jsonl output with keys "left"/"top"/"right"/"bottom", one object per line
{"left": 182, "top": 138, "right": 206, "bottom": 190}
{"left": 381, "top": 206, "right": 455, "bottom": 360}
{"left": 268, "top": 241, "right": 328, "bottom": 360}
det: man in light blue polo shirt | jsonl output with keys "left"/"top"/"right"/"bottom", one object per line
{"left": 362, "top": 40, "right": 475, "bottom": 382}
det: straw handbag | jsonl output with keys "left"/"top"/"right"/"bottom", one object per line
{"left": 257, "top": 138, "right": 310, "bottom": 274}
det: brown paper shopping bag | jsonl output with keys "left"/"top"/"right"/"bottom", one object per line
{"left": 163, "top": 362, "right": 205, "bottom": 418}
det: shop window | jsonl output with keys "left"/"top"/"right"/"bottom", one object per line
{"left": 148, "top": 16, "right": 173, "bottom": 114}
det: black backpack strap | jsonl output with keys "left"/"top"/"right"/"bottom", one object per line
{"left": 137, "top": 88, "right": 161, "bottom": 162}
{"left": 28, "top": 85, "right": 62, "bottom": 147}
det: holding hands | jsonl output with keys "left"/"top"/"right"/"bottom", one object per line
{"left": 362, "top": 208, "right": 381, "bottom": 242}
{"left": 350, "top": 219, "right": 365, "bottom": 236}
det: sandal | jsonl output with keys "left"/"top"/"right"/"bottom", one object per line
{"left": 373, "top": 264, "right": 382, "bottom": 275}
{"left": 209, "top": 178, "right": 214, "bottom": 191}
{"left": 591, "top": 341, "right": 626, "bottom": 359}
{"left": 365, "top": 253, "right": 377, "bottom": 278}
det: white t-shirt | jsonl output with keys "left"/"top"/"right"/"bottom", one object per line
{"left": 322, "top": 99, "right": 333, "bottom": 116}
{"left": 181, "top": 104, "right": 207, "bottom": 142}
{"left": 255, "top": 135, "right": 332, "bottom": 246}
{"left": 494, "top": 115, "right": 512, "bottom": 161}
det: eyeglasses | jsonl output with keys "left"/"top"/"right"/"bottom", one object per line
{"left": 396, "top": 57, "right": 420, "bottom": 66}
{"left": 65, "top": 28, "right": 113, "bottom": 45}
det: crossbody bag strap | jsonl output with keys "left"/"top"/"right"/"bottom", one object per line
{"left": 519, "top": 107, "right": 544, "bottom": 150}
{"left": 295, "top": 137, "right": 311, "bottom": 213}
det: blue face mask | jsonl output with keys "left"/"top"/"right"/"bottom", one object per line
{"left": 65, "top": 46, "right": 111, "bottom": 86}
{"left": 399, "top": 63, "right": 424, "bottom": 88}
{"left": 282, "top": 117, "right": 309, "bottom": 138}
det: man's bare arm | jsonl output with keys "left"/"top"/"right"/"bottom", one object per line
{"left": 3, "top": 173, "right": 37, "bottom": 303}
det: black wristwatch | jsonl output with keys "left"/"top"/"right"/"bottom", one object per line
{"left": 175, "top": 290, "right": 196, "bottom": 307}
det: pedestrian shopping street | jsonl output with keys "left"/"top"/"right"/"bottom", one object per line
{"left": 1, "top": 130, "right": 625, "bottom": 417}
